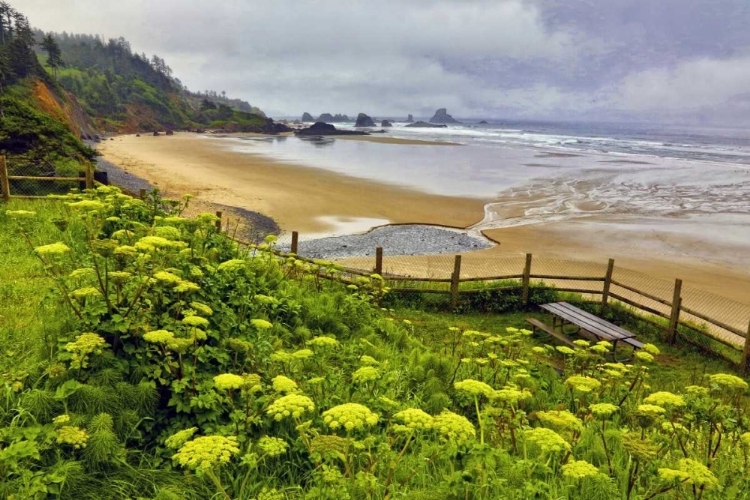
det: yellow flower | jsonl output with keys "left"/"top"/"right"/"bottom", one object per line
{"left": 454, "top": 379, "right": 494, "bottom": 398}
{"left": 352, "top": 366, "right": 380, "bottom": 384}
{"left": 562, "top": 459, "right": 600, "bottom": 479}
{"left": 251, "top": 319, "right": 274, "bottom": 330}
{"left": 143, "top": 330, "right": 175, "bottom": 344}
{"left": 565, "top": 375, "right": 601, "bottom": 394}
{"left": 635, "top": 351, "right": 655, "bottom": 363}
{"left": 214, "top": 373, "right": 246, "bottom": 391}
{"left": 537, "top": 410, "right": 583, "bottom": 432}
{"left": 643, "top": 391, "right": 685, "bottom": 408}
{"left": 267, "top": 394, "right": 315, "bottom": 421}
{"left": 491, "top": 386, "right": 532, "bottom": 404}
{"left": 182, "top": 315, "right": 209, "bottom": 328}
{"left": 218, "top": 259, "right": 246, "bottom": 272}
{"left": 642, "top": 343, "right": 661, "bottom": 355}
{"left": 71, "top": 287, "right": 101, "bottom": 299}
{"left": 165, "top": 427, "right": 198, "bottom": 449}
{"left": 154, "top": 271, "right": 182, "bottom": 284}
{"left": 190, "top": 302, "right": 213, "bottom": 316}
{"left": 556, "top": 346, "right": 575, "bottom": 355}
{"left": 524, "top": 427, "right": 571, "bottom": 454}
{"left": 433, "top": 410, "right": 475, "bottom": 444}
{"left": 359, "top": 355, "right": 379, "bottom": 365}
{"left": 64, "top": 333, "right": 107, "bottom": 369}
{"left": 637, "top": 404, "right": 667, "bottom": 417}
{"left": 272, "top": 375, "right": 298, "bottom": 393}
{"left": 590, "top": 403, "right": 619, "bottom": 419}
{"left": 291, "top": 349, "right": 314, "bottom": 360}
{"left": 306, "top": 336, "right": 339, "bottom": 349}
{"left": 322, "top": 403, "right": 379, "bottom": 432}
{"left": 172, "top": 435, "right": 240, "bottom": 471}
{"left": 257, "top": 436, "right": 288, "bottom": 457}
{"left": 53, "top": 414, "right": 71, "bottom": 426}
{"left": 393, "top": 408, "right": 433, "bottom": 431}
{"left": 708, "top": 373, "right": 748, "bottom": 391}
{"left": 56, "top": 426, "right": 89, "bottom": 449}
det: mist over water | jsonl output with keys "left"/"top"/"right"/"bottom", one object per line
{"left": 218, "top": 120, "right": 750, "bottom": 252}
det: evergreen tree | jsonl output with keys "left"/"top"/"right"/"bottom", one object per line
{"left": 40, "top": 33, "right": 63, "bottom": 78}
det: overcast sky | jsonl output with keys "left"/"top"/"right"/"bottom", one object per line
{"left": 18, "top": 0, "right": 750, "bottom": 123}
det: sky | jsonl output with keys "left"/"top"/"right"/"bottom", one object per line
{"left": 18, "top": 0, "right": 750, "bottom": 123}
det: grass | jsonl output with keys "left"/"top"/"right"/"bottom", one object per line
{"left": 0, "top": 199, "right": 76, "bottom": 374}
{"left": 393, "top": 308, "right": 745, "bottom": 392}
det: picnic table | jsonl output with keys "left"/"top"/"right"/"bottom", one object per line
{"left": 527, "top": 301, "right": 643, "bottom": 359}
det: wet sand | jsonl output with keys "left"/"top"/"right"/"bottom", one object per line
{"left": 98, "top": 133, "right": 485, "bottom": 233}
{"left": 98, "top": 132, "right": 750, "bottom": 303}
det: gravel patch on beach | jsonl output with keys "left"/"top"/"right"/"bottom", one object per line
{"left": 281, "top": 225, "right": 494, "bottom": 259}
{"left": 95, "top": 155, "right": 153, "bottom": 195}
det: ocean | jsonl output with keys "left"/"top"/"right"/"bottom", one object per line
{"left": 216, "top": 119, "right": 750, "bottom": 257}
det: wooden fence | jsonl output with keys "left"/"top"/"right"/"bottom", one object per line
{"left": 0, "top": 155, "right": 94, "bottom": 201}
{"left": 279, "top": 229, "right": 750, "bottom": 373}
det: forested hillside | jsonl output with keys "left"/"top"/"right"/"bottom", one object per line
{"left": 0, "top": 1, "right": 287, "bottom": 179}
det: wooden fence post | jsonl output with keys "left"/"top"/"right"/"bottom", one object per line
{"left": 601, "top": 258, "right": 615, "bottom": 313}
{"left": 215, "top": 211, "right": 222, "bottom": 232}
{"left": 375, "top": 247, "right": 383, "bottom": 275}
{"left": 139, "top": 188, "right": 146, "bottom": 200}
{"left": 450, "top": 255, "right": 462, "bottom": 309}
{"left": 741, "top": 320, "right": 750, "bottom": 375}
{"left": 666, "top": 278, "right": 683, "bottom": 344}
{"left": 85, "top": 163, "right": 94, "bottom": 189}
{"left": 0, "top": 156, "right": 9, "bottom": 202}
{"left": 522, "top": 253, "right": 533, "bottom": 305}
{"left": 291, "top": 231, "right": 299, "bottom": 254}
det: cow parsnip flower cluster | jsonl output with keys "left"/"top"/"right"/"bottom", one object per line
{"left": 433, "top": 410, "right": 475, "bottom": 445}
{"left": 637, "top": 404, "right": 667, "bottom": 417}
{"left": 165, "top": 427, "right": 198, "bottom": 449}
{"left": 143, "top": 330, "right": 175, "bottom": 344}
{"left": 565, "top": 375, "right": 601, "bottom": 393}
{"left": 173, "top": 436, "right": 240, "bottom": 471}
{"left": 660, "top": 459, "right": 719, "bottom": 489}
{"left": 359, "top": 355, "right": 379, "bottom": 365}
{"left": 257, "top": 436, "right": 288, "bottom": 457}
{"left": 214, "top": 373, "right": 246, "bottom": 391}
{"left": 322, "top": 403, "right": 379, "bottom": 432}
{"left": 454, "top": 379, "right": 494, "bottom": 398}
{"left": 524, "top": 427, "right": 571, "bottom": 454}
{"left": 52, "top": 414, "right": 71, "bottom": 426}
{"left": 251, "top": 319, "right": 274, "bottom": 330}
{"left": 34, "top": 242, "right": 71, "bottom": 256}
{"left": 643, "top": 391, "right": 686, "bottom": 408}
{"left": 352, "top": 366, "right": 380, "bottom": 384}
{"left": 635, "top": 351, "right": 655, "bottom": 363}
{"left": 272, "top": 375, "right": 298, "bottom": 393}
{"left": 64, "top": 333, "right": 107, "bottom": 369}
{"left": 56, "top": 426, "right": 89, "bottom": 449}
{"left": 183, "top": 315, "right": 209, "bottom": 328}
{"left": 590, "top": 403, "right": 619, "bottom": 419}
{"left": 394, "top": 408, "right": 434, "bottom": 431}
{"left": 492, "top": 385, "right": 533, "bottom": 404}
{"left": 306, "top": 336, "right": 339, "bottom": 349}
{"left": 537, "top": 410, "right": 583, "bottom": 432}
{"left": 708, "top": 373, "right": 748, "bottom": 390}
{"left": 266, "top": 394, "right": 315, "bottom": 421}
{"left": 190, "top": 301, "right": 213, "bottom": 316}
{"left": 71, "top": 287, "right": 102, "bottom": 299}
{"left": 562, "top": 459, "right": 600, "bottom": 479}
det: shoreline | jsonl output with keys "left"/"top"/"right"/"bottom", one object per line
{"left": 96, "top": 132, "right": 750, "bottom": 303}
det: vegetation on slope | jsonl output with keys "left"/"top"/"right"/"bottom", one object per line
{"left": 1, "top": 187, "right": 749, "bottom": 499}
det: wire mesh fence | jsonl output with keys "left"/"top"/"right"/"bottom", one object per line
{"left": 0, "top": 155, "right": 93, "bottom": 199}
{"left": 279, "top": 238, "right": 750, "bottom": 361}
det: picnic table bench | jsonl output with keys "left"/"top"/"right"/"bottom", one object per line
{"left": 527, "top": 301, "right": 643, "bottom": 359}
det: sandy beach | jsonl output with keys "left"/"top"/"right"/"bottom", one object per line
{"left": 99, "top": 133, "right": 484, "bottom": 233}
{"left": 98, "top": 132, "right": 750, "bottom": 302}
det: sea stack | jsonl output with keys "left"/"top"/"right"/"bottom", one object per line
{"left": 406, "top": 114, "right": 414, "bottom": 122}
{"left": 429, "top": 108, "right": 460, "bottom": 124}
{"left": 381, "top": 120, "right": 393, "bottom": 127}
{"left": 354, "top": 113, "right": 376, "bottom": 127}
{"left": 302, "top": 112, "right": 314, "bottom": 121}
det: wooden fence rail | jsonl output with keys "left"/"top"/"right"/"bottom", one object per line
{"left": 0, "top": 155, "right": 94, "bottom": 201}
{"left": 273, "top": 227, "right": 750, "bottom": 373}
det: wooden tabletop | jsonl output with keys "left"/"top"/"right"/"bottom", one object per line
{"left": 540, "top": 302, "right": 636, "bottom": 341}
